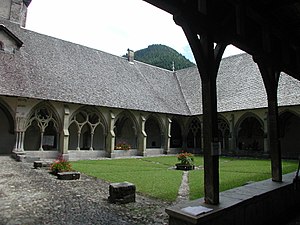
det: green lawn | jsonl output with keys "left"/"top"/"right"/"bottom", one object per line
{"left": 71, "top": 156, "right": 298, "bottom": 202}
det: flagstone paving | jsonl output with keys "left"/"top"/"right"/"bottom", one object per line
{"left": 0, "top": 156, "right": 170, "bottom": 225}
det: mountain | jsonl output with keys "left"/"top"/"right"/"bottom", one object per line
{"left": 125, "top": 44, "right": 195, "bottom": 71}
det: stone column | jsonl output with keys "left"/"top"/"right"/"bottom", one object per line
{"left": 13, "top": 117, "right": 26, "bottom": 152}
{"left": 200, "top": 118, "right": 204, "bottom": 152}
{"left": 106, "top": 112, "right": 116, "bottom": 157}
{"left": 164, "top": 118, "right": 171, "bottom": 154}
{"left": 229, "top": 114, "right": 236, "bottom": 151}
{"left": 138, "top": 115, "right": 147, "bottom": 156}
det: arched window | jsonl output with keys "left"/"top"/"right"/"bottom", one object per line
{"left": 170, "top": 119, "right": 182, "bottom": 148}
{"left": 145, "top": 117, "right": 162, "bottom": 148}
{"left": 279, "top": 111, "right": 300, "bottom": 158}
{"left": 187, "top": 118, "right": 201, "bottom": 152}
{"left": 68, "top": 108, "right": 106, "bottom": 151}
{"left": 114, "top": 113, "right": 137, "bottom": 149}
{"left": 218, "top": 117, "right": 230, "bottom": 151}
{"left": 24, "top": 106, "right": 59, "bottom": 151}
{"left": 237, "top": 116, "right": 264, "bottom": 151}
{"left": 0, "top": 104, "right": 15, "bottom": 154}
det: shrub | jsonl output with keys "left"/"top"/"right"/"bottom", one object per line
{"left": 115, "top": 142, "right": 131, "bottom": 150}
{"left": 50, "top": 155, "right": 73, "bottom": 175}
{"left": 177, "top": 152, "right": 195, "bottom": 166}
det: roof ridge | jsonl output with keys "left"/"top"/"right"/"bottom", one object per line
{"left": 173, "top": 72, "right": 192, "bottom": 115}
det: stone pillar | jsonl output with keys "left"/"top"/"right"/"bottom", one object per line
{"left": 182, "top": 133, "right": 188, "bottom": 152}
{"left": 138, "top": 115, "right": 147, "bottom": 156}
{"left": 200, "top": 118, "right": 204, "bottom": 152}
{"left": 106, "top": 112, "right": 116, "bottom": 157}
{"left": 13, "top": 117, "right": 26, "bottom": 152}
{"left": 229, "top": 114, "right": 236, "bottom": 151}
{"left": 61, "top": 105, "right": 70, "bottom": 154}
{"left": 164, "top": 118, "right": 171, "bottom": 154}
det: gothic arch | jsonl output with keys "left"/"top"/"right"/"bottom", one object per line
{"left": 114, "top": 110, "right": 138, "bottom": 149}
{"left": 170, "top": 117, "right": 183, "bottom": 148}
{"left": 68, "top": 106, "right": 107, "bottom": 150}
{"left": 145, "top": 115, "right": 163, "bottom": 148}
{"left": 279, "top": 110, "right": 300, "bottom": 158}
{"left": 0, "top": 99, "right": 15, "bottom": 154}
{"left": 218, "top": 115, "right": 230, "bottom": 151}
{"left": 24, "top": 102, "right": 60, "bottom": 151}
{"left": 186, "top": 117, "right": 201, "bottom": 152}
{"left": 236, "top": 113, "right": 264, "bottom": 151}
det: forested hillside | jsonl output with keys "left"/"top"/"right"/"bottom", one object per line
{"left": 124, "top": 44, "right": 195, "bottom": 70}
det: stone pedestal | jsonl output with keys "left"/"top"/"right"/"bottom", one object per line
{"left": 176, "top": 164, "right": 195, "bottom": 171}
{"left": 108, "top": 182, "right": 136, "bottom": 204}
{"left": 57, "top": 172, "right": 80, "bottom": 180}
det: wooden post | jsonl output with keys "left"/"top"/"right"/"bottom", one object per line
{"left": 176, "top": 14, "right": 226, "bottom": 204}
{"left": 255, "top": 57, "right": 282, "bottom": 182}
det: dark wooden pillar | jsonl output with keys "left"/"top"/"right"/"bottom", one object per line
{"left": 255, "top": 57, "right": 282, "bottom": 182}
{"left": 176, "top": 15, "right": 226, "bottom": 204}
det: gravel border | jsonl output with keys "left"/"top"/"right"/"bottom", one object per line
{"left": 0, "top": 156, "right": 171, "bottom": 225}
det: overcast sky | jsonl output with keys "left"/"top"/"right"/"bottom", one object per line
{"left": 25, "top": 0, "right": 244, "bottom": 62}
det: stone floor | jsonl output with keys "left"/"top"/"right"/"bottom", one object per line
{"left": 0, "top": 156, "right": 171, "bottom": 225}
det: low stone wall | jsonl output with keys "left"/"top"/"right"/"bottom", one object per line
{"left": 111, "top": 149, "right": 138, "bottom": 158}
{"left": 145, "top": 148, "right": 164, "bottom": 156}
{"left": 166, "top": 172, "right": 300, "bottom": 225}
{"left": 68, "top": 150, "right": 107, "bottom": 161}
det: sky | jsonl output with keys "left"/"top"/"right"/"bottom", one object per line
{"left": 25, "top": 0, "right": 244, "bottom": 62}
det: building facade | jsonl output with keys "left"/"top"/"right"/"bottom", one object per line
{"left": 1, "top": 0, "right": 300, "bottom": 160}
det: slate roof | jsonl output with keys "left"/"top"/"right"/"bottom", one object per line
{"left": 0, "top": 19, "right": 190, "bottom": 115}
{"left": 176, "top": 53, "right": 300, "bottom": 115}
{"left": 0, "top": 19, "right": 300, "bottom": 116}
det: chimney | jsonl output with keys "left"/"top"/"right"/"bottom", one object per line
{"left": 127, "top": 49, "right": 134, "bottom": 63}
{"left": 0, "top": 0, "right": 32, "bottom": 27}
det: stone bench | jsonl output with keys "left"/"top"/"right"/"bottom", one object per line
{"left": 108, "top": 182, "right": 136, "bottom": 204}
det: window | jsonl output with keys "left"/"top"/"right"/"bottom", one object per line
{"left": 0, "top": 41, "right": 4, "bottom": 51}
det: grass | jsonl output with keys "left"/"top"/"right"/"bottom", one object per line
{"left": 71, "top": 156, "right": 298, "bottom": 202}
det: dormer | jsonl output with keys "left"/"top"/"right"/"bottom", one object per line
{"left": 0, "top": 24, "right": 23, "bottom": 53}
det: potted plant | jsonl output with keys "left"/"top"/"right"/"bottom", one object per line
{"left": 50, "top": 155, "right": 80, "bottom": 180}
{"left": 114, "top": 142, "right": 131, "bottom": 150}
{"left": 176, "top": 152, "right": 195, "bottom": 170}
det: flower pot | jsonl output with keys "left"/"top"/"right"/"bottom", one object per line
{"left": 176, "top": 164, "right": 195, "bottom": 171}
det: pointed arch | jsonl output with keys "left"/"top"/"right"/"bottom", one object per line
{"left": 24, "top": 102, "right": 60, "bottom": 151}
{"left": 218, "top": 115, "right": 230, "bottom": 151}
{"left": 68, "top": 106, "right": 107, "bottom": 150}
{"left": 0, "top": 98, "right": 15, "bottom": 154}
{"left": 170, "top": 117, "right": 183, "bottom": 148}
{"left": 236, "top": 113, "right": 264, "bottom": 151}
{"left": 186, "top": 117, "right": 201, "bottom": 152}
{"left": 279, "top": 110, "right": 300, "bottom": 158}
{"left": 145, "top": 115, "right": 163, "bottom": 148}
{"left": 114, "top": 110, "right": 138, "bottom": 149}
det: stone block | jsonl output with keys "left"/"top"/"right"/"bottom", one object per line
{"left": 33, "top": 161, "right": 52, "bottom": 169}
{"left": 33, "top": 161, "right": 43, "bottom": 168}
{"left": 57, "top": 171, "right": 80, "bottom": 180}
{"left": 108, "top": 182, "right": 136, "bottom": 204}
